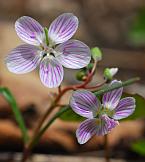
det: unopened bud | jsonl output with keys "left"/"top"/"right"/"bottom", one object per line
{"left": 91, "top": 47, "right": 102, "bottom": 61}
{"left": 104, "top": 68, "right": 118, "bottom": 80}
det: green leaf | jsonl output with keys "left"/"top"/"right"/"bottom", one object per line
{"left": 0, "top": 87, "right": 29, "bottom": 143}
{"left": 122, "top": 93, "right": 145, "bottom": 120}
{"left": 60, "top": 106, "right": 85, "bottom": 122}
{"left": 131, "top": 140, "right": 145, "bottom": 156}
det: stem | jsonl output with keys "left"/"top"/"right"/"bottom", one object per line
{"left": 58, "top": 85, "right": 62, "bottom": 94}
{"left": 30, "top": 106, "right": 69, "bottom": 149}
{"left": 94, "top": 77, "right": 140, "bottom": 96}
{"left": 84, "top": 80, "right": 106, "bottom": 90}
{"left": 76, "top": 60, "right": 97, "bottom": 88}
{"left": 21, "top": 146, "right": 31, "bottom": 162}
{"left": 104, "top": 134, "right": 110, "bottom": 162}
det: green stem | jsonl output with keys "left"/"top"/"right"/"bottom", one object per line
{"left": 94, "top": 77, "right": 140, "bottom": 96}
{"left": 29, "top": 106, "right": 69, "bottom": 149}
{"left": 44, "top": 27, "right": 49, "bottom": 46}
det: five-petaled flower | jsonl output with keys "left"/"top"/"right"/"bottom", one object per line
{"left": 6, "top": 13, "right": 91, "bottom": 88}
{"left": 70, "top": 80, "right": 136, "bottom": 144}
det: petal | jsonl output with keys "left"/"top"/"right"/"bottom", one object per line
{"left": 70, "top": 90, "right": 101, "bottom": 119}
{"left": 48, "top": 13, "right": 78, "bottom": 44}
{"left": 15, "top": 16, "right": 44, "bottom": 46}
{"left": 6, "top": 44, "right": 41, "bottom": 74}
{"left": 102, "top": 80, "right": 123, "bottom": 110}
{"left": 76, "top": 119, "right": 97, "bottom": 144}
{"left": 55, "top": 40, "right": 91, "bottom": 69}
{"left": 96, "top": 115, "right": 119, "bottom": 136}
{"left": 113, "top": 97, "right": 135, "bottom": 120}
{"left": 39, "top": 57, "right": 64, "bottom": 88}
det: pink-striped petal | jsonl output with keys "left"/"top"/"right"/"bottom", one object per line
{"left": 48, "top": 13, "right": 78, "bottom": 44}
{"left": 102, "top": 80, "right": 123, "bottom": 110}
{"left": 76, "top": 119, "right": 97, "bottom": 144}
{"left": 70, "top": 90, "right": 101, "bottom": 119}
{"left": 113, "top": 97, "right": 135, "bottom": 120}
{"left": 39, "top": 57, "right": 64, "bottom": 88}
{"left": 6, "top": 44, "right": 41, "bottom": 74}
{"left": 15, "top": 16, "right": 44, "bottom": 46}
{"left": 55, "top": 40, "right": 91, "bottom": 69}
{"left": 96, "top": 115, "right": 119, "bottom": 136}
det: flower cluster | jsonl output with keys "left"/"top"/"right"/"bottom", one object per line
{"left": 6, "top": 13, "right": 91, "bottom": 88}
{"left": 70, "top": 80, "right": 135, "bottom": 144}
{"left": 5, "top": 13, "right": 136, "bottom": 146}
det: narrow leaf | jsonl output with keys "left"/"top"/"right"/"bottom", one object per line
{"left": 0, "top": 87, "right": 29, "bottom": 143}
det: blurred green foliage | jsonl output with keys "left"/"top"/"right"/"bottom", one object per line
{"left": 123, "top": 93, "right": 145, "bottom": 120}
{"left": 132, "top": 140, "right": 145, "bottom": 156}
{"left": 129, "top": 8, "right": 145, "bottom": 46}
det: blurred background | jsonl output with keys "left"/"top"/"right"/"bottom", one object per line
{"left": 0, "top": 0, "right": 145, "bottom": 161}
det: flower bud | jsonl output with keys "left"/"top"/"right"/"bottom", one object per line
{"left": 91, "top": 47, "right": 102, "bottom": 61}
{"left": 104, "top": 68, "right": 118, "bottom": 80}
{"left": 76, "top": 70, "right": 87, "bottom": 81}
{"left": 86, "top": 63, "right": 94, "bottom": 71}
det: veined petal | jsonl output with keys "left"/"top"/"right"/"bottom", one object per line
{"left": 48, "top": 13, "right": 78, "bottom": 44}
{"left": 15, "top": 16, "right": 44, "bottom": 46}
{"left": 102, "top": 80, "right": 123, "bottom": 110}
{"left": 39, "top": 57, "right": 64, "bottom": 88}
{"left": 96, "top": 115, "right": 119, "bottom": 136}
{"left": 55, "top": 40, "right": 91, "bottom": 69}
{"left": 6, "top": 44, "right": 41, "bottom": 74}
{"left": 113, "top": 97, "right": 135, "bottom": 120}
{"left": 70, "top": 90, "right": 101, "bottom": 119}
{"left": 76, "top": 119, "right": 97, "bottom": 144}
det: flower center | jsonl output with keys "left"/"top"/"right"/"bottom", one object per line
{"left": 40, "top": 45, "right": 56, "bottom": 59}
{"left": 96, "top": 107, "right": 115, "bottom": 118}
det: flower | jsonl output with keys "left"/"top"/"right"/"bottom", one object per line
{"left": 104, "top": 68, "right": 118, "bottom": 80}
{"left": 70, "top": 80, "right": 135, "bottom": 144}
{"left": 6, "top": 13, "right": 91, "bottom": 88}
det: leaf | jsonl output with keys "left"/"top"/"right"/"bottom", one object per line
{"left": 0, "top": 87, "right": 29, "bottom": 143}
{"left": 122, "top": 93, "right": 145, "bottom": 120}
{"left": 131, "top": 140, "right": 145, "bottom": 156}
{"left": 59, "top": 106, "right": 85, "bottom": 122}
